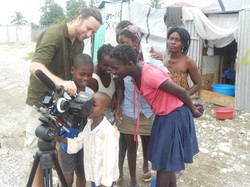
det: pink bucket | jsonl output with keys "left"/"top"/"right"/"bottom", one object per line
{"left": 214, "top": 107, "right": 235, "bottom": 120}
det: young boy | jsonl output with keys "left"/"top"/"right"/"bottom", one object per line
{"left": 59, "top": 53, "right": 94, "bottom": 187}
{"left": 55, "top": 92, "right": 119, "bottom": 187}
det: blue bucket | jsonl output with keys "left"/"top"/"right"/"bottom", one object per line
{"left": 212, "top": 84, "right": 235, "bottom": 96}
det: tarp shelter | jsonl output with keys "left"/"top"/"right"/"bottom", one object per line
{"left": 164, "top": 1, "right": 250, "bottom": 112}
{"left": 92, "top": 0, "right": 250, "bottom": 112}
{"left": 93, "top": 0, "right": 166, "bottom": 62}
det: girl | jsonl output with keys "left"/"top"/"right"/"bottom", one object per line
{"left": 109, "top": 44, "right": 203, "bottom": 187}
{"left": 88, "top": 44, "right": 115, "bottom": 122}
{"left": 115, "top": 25, "right": 156, "bottom": 186}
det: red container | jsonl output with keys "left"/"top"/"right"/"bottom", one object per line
{"left": 214, "top": 107, "right": 235, "bottom": 120}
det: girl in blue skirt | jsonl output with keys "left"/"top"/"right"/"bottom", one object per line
{"left": 109, "top": 44, "right": 204, "bottom": 187}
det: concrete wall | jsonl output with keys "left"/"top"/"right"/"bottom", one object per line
{"left": 0, "top": 25, "right": 48, "bottom": 43}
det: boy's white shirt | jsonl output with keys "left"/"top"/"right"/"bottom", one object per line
{"left": 67, "top": 116, "right": 119, "bottom": 187}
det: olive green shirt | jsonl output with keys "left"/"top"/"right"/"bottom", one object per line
{"left": 26, "top": 23, "right": 84, "bottom": 107}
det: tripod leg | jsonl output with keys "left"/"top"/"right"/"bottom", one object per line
{"left": 40, "top": 152, "right": 54, "bottom": 187}
{"left": 52, "top": 153, "right": 68, "bottom": 187}
{"left": 27, "top": 153, "right": 40, "bottom": 187}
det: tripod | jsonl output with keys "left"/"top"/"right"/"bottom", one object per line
{"left": 26, "top": 138, "right": 68, "bottom": 187}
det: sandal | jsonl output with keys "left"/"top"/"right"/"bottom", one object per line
{"left": 127, "top": 182, "right": 137, "bottom": 187}
{"left": 142, "top": 171, "right": 152, "bottom": 182}
{"left": 114, "top": 177, "right": 123, "bottom": 187}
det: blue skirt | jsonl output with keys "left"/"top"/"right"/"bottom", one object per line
{"left": 148, "top": 105, "right": 199, "bottom": 172}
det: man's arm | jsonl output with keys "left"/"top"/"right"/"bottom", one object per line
{"left": 30, "top": 62, "right": 77, "bottom": 96}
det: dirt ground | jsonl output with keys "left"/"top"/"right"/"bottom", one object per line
{"left": 0, "top": 43, "right": 250, "bottom": 187}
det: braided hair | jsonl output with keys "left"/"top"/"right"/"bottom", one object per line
{"left": 167, "top": 27, "right": 190, "bottom": 55}
{"left": 97, "top": 44, "right": 114, "bottom": 63}
{"left": 109, "top": 44, "right": 137, "bottom": 65}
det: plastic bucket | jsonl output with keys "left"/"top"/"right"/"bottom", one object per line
{"left": 212, "top": 84, "right": 235, "bottom": 96}
{"left": 214, "top": 107, "right": 235, "bottom": 120}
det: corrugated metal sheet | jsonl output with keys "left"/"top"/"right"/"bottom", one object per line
{"left": 166, "top": 21, "right": 202, "bottom": 88}
{"left": 184, "top": 21, "right": 203, "bottom": 69}
{"left": 184, "top": 21, "right": 203, "bottom": 87}
{"left": 235, "top": 8, "right": 250, "bottom": 112}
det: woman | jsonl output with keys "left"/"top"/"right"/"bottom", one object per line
{"left": 165, "top": 27, "right": 202, "bottom": 96}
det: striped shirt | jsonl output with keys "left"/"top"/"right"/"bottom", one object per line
{"left": 67, "top": 117, "right": 119, "bottom": 186}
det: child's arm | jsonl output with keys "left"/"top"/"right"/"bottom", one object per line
{"left": 54, "top": 136, "right": 67, "bottom": 144}
{"left": 159, "top": 80, "right": 203, "bottom": 118}
{"left": 112, "top": 78, "right": 124, "bottom": 125}
{"left": 66, "top": 131, "right": 85, "bottom": 154}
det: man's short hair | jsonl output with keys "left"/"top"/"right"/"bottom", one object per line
{"left": 79, "top": 7, "right": 102, "bottom": 25}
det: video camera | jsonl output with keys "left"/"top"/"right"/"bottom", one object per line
{"left": 34, "top": 70, "right": 94, "bottom": 145}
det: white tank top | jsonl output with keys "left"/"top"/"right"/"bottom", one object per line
{"left": 92, "top": 73, "right": 115, "bottom": 98}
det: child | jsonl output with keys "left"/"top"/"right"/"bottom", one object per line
{"left": 59, "top": 53, "right": 94, "bottom": 187}
{"left": 88, "top": 44, "right": 115, "bottom": 122}
{"left": 109, "top": 44, "right": 204, "bottom": 187}
{"left": 55, "top": 92, "right": 119, "bottom": 187}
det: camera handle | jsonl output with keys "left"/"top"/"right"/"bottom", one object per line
{"left": 26, "top": 145, "right": 68, "bottom": 187}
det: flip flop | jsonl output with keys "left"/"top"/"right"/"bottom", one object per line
{"left": 142, "top": 171, "right": 152, "bottom": 182}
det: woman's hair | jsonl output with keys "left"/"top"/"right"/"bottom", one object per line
{"left": 115, "top": 20, "right": 133, "bottom": 34}
{"left": 167, "top": 27, "right": 190, "bottom": 55}
{"left": 97, "top": 44, "right": 114, "bottom": 63}
{"left": 119, "top": 25, "right": 144, "bottom": 42}
{"left": 73, "top": 53, "right": 93, "bottom": 68}
{"left": 110, "top": 44, "right": 137, "bottom": 65}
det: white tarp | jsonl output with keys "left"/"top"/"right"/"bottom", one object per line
{"left": 182, "top": 7, "right": 237, "bottom": 55}
{"left": 96, "top": 1, "right": 167, "bottom": 55}
{"left": 202, "top": 0, "right": 250, "bottom": 13}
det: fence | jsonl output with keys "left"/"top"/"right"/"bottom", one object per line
{"left": 0, "top": 25, "right": 46, "bottom": 43}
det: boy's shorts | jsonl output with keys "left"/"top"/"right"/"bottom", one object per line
{"left": 59, "top": 148, "right": 84, "bottom": 174}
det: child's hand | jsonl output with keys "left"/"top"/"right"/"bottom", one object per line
{"left": 114, "top": 106, "right": 122, "bottom": 126}
{"left": 54, "top": 136, "right": 61, "bottom": 142}
{"left": 54, "top": 136, "right": 68, "bottom": 144}
{"left": 193, "top": 103, "right": 204, "bottom": 118}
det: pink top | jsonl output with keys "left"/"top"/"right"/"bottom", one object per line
{"left": 138, "top": 64, "right": 183, "bottom": 115}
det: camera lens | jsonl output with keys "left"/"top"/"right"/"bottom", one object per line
{"left": 56, "top": 98, "right": 69, "bottom": 113}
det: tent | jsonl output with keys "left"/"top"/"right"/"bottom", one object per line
{"left": 93, "top": 0, "right": 166, "bottom": 62}
{"left": 202, "top": 0, "right": 250, "bottom": 13}
{"left": 91, "top": 0, "right": 250, "bottom": 112}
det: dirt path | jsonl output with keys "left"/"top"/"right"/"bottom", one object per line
{"left": 0, "top": 43, "right": 250, "bottom": 187}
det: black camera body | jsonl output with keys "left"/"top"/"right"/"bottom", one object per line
{"left": 40, "top": 90, "right": 93, "bottom": 127}
{"left": 34, "top": 70, "right": 93, "bottom": 144}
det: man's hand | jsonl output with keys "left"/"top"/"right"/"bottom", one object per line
{"left": 60, "top": 80, "right": 77, "bottom": 96}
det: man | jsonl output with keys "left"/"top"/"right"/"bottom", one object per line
{"left": 24, "top": 7, "right": 102, "bottom": 187}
